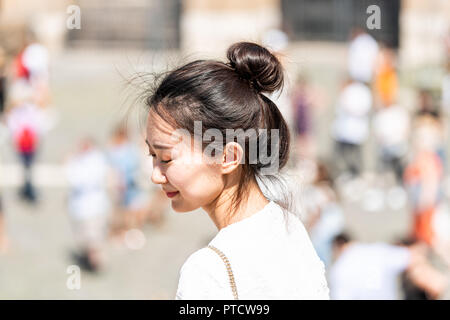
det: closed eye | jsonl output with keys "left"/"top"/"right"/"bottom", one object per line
{"left": 148, "top": 152, "right": 171, "bottom": 164}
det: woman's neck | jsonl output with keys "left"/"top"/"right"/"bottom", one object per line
{"left": 203, "top": 179, "right": 269, "bottom": 230}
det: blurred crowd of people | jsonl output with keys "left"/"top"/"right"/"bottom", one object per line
{"left": 0, "top": 34, "right": 170, "bottom": 272}
{"left": 64, "top": 126, "right": 168, "bottom": 272}
{"left": 291, "top": 28, "right": 450, "bottom": 300}
{"left": 0, "top": 33, "right": 52, "bottom": 253}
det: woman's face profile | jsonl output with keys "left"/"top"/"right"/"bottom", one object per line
{"left": 146, "top": 110, "right": 224, "bottom": 212}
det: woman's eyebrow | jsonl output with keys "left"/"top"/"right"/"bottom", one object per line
{"left": 145, "top": 139, "right": 172, "bottom": 150}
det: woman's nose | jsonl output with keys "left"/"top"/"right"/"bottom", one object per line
{"left": 151, "top": 164, "right": 167, "bottom": 184}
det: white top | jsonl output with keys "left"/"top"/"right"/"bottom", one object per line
{"left": 332, "top": 82, "right": 372, "bottom": 144}
{"left": 373, "top": 104, "right": 410, "bottom": 148}
{"left": 348, "top": 33, "right": 379, "bottom": 83}
{"left": 22, "top": 43, "right": 49, "bottom": 80}
{"left": 329, "top": 243, "right": 410, "bottom": 300}
{"left": 175, "top": 201, "right": 330, "bottom": 300}
{"left": 65, "top": 148, "right": 110, "bottom": 220}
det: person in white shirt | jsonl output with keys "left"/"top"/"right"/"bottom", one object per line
{"left": 373, "top": 104, "right": 410, "bottom": 182}
{"left": 348, "top": 28, "right": 379, "bottom": 84}
{"left": 142, "top": 41, "right": 329, "bottom": 299}
{"left": 332, "top": 80, "right": 373, "bottom": 176}
{"left": 329, "top": 233, "right": 420, "bottom": 300}
{"left": 65, "top": 138, "right": 111, "bottom": 272}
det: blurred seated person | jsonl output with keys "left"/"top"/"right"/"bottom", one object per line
{"left": 328, "top": 233, "right": 424, "bottom": 299}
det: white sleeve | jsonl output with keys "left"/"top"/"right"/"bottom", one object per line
{"left": 175, "top": 248, "right": 232, "bottom": 300}
{"left": 314, "top": 260, "right": 330, "bottom": 300}
{"left": 298, "top": 216, "right": 331, "bottom": 300}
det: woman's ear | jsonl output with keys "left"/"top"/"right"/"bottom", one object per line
{"left": 221, "top": 142, "right": 244, "bottom": 174}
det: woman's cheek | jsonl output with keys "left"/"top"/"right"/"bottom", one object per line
{"left": 166, "top": 158, "right": 199, "bottom": 192}
{"left": 165, "top": 163, "right": 186, "bottom": 191}
{"left": 170, "top": 161, "right": 221, "bottom": 202}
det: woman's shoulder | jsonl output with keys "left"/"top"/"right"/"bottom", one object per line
{"left": 176, "top": 247, "right": 231, "bottom": 300}
{"left": 180, "top": 247, "right": 223, "bottom": 274}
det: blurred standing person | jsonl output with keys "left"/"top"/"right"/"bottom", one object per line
{"left": 373, "top": 103, "right": 410, "bottom": 184}
{"left": 6, "top": 81, "right": 47, "bottom": 203}
{"left": 306, "top": 162, "right": 345, "bottom": 268}
{"left": 404, "top": 115, "right": 444, "bottom": 246}
{"left": 332, "top": 80, "right": 372, "bottom": 176}
{"left": 347, "top": 28, "right": 379, "bottom": 85}
{"left": 0, "top": 47, "right": 6, "bottom": 114}
{"left": 65, "top": 138, "right": 111, "bottom": 272}
{"left": 5, "top": 35, "right": 52, "bottom": 203}
{"left": 107, "top": 125, "right": 147, "bottom": 235}
{"left": 371, "top": 46, "right": 404, "bottom": 183}
{"left": 291, "top": 75, "right": 314, "bottom": 161}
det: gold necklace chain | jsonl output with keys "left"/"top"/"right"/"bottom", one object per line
{"left": 207, "top": 245, "right": 239, "bottom": 300}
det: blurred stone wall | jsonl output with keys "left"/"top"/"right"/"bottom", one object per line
{"left": 400, "top": 0, "right": 450, "bottom": 68}
{"left": 181, "top": 0, "right": 281, "bottom": 58}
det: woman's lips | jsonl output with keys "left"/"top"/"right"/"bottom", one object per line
{"left": 166, "top": 191, "right": 179, "bottom": 198}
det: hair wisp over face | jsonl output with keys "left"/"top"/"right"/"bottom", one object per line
{"left": 145, "top": 41, "right": 294, "bottom": 218}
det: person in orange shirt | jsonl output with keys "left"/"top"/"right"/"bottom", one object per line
{"left": 404, "top": 115, "right": 444, "bottom": 245}
{"left": 374, "top": 47, "right": 398, "bottom": 108}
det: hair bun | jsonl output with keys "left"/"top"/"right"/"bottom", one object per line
{"left": 226, "top": 42, "right": 284, "bottom": 94}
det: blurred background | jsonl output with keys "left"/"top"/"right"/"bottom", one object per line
{"left": 0, "top": 0, "right": 450, "bottom": 299}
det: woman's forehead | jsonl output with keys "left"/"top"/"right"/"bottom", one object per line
{"left": 147, "top": 110, "right": 175, "bottom": 136}
{"left": 146, "top": 110, "right": 185, "bottom": 145}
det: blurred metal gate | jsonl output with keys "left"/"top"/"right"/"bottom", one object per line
{"left": 281, "top": 0, "right": 400, "bottom": 47}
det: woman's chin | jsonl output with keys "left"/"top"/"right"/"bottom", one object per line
{"left": 170, "top": 200, "right": 199, "bottom": 213}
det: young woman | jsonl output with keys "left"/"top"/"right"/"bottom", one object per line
{"left": 143, "top": 42, "right": 329, "bottom": 299}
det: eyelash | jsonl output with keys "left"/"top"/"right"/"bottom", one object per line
{"left": 148, "top": 153, "right": 171, "bottom": 163}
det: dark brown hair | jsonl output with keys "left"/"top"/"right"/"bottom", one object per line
{"left": 145, "top": 42, "right": 291, "bottom": 217}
